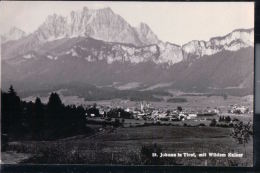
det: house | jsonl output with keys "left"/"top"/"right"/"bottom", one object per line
{"left": 178, "top": 113, "right": 187, "bottom": 120}
{"left": 229, "top": 105, "right": 249, "bottom": 114}
{"left": 187, "top": 113, "right": 197, "bottom": 119}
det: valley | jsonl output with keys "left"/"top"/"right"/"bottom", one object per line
{"left": 0, "top": 5, "right": 254, "bottom": 166}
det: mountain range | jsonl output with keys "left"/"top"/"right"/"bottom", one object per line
{"left": 1, "top": 7, "right": 254, "bottom": 98}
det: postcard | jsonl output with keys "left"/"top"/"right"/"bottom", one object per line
{"left": 0, "top": 1, "right": 254, "bottom": 166}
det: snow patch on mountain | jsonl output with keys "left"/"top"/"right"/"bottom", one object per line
{"left": 47, "top": 55, "right": 58, "bottom": 60}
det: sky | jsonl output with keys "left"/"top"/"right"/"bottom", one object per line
{"left": 0, "top": 1, "right": 254, "bottom": 45}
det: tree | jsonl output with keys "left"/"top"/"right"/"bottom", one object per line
{"left": 74, "top": 105, "right": 87, "bottom": 133}
{"left": 2, "top": 87, "right": 90, "bottom": 141}
{"left": 47, "top": 93, "right": 63, "bottom": 111}
{"left": 4, "top": 86, "right": 22, "bottom": 133}
{"left": 33, "top": 97, "right": 45, "bottom": 139}
{"left": 225, "top": 116, "right": 231, "bottom": 123}
{"left": 231, "top": 121, "right": 252, "bottom": 156}
{"left": 87, "top": 106, "right": 100, "bottom": 117}
{"left": 177, "top": 106, "right": 183, "bottom": 112}
{"left": 46, "top": 93, "right": 64, "bottom": 134}
{"left": 8, "top": 85, "right": 17, "bottom": 96}
{"left": 47, "top": 92, "right": 64, "bottom": 119}
{"left": 210, "top": 119, "right": 217, "bottom": 127}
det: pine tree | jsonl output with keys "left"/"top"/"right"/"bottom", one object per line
{"left": 8, "top": 85, "right": 17, "bottom": 96}
{"left": 33, "top": 97, "right": 45, "bottom": 139}
{"left": 47, "top": 93, "right": 63, "bottom": 111}
{"left": 46, "top": 93, "right": 64, "bottom": 137}
{"left": 7, "top": 85, "right": 22, "bottom": 133}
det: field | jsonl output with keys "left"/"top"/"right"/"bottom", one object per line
{"left": 5, "top": 94, "right": 253, "bottom": 166}
{"left": 2, "top": 125, "right": 253, "bottom": 166}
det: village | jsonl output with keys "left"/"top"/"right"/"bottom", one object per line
{"left": 85, "top": 101, "right": 252, "bottom": 124}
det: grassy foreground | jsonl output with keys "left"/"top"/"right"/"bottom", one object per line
{"left": 2, "top": 125, "right": 253, "bottom": 166}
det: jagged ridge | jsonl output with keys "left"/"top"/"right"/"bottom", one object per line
{"left": 1, "top": 7, "right": 254, "bottom": 65}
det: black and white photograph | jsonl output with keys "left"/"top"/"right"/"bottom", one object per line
{"left": 0, "top": 1, "right": 254, "bottom": 166}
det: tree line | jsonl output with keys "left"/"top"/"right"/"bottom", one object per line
{"left": 1, "top": 86, "right": 89, "bottom": 142}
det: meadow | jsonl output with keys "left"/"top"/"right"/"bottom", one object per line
{"left": 3, "top": 125, "right": 253, "bottom": 166}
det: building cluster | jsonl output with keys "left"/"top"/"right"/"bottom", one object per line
{"left": 228, "top": 104, "right": 250, "bottom": 114}
{"left": 86, "top": 101, "right": 251, "bottom": 121}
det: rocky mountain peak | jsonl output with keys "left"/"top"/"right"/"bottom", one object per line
{"left": 33, "top": 6, "right": 157, "bottom": 46}
{"left": 36, "top": 14, "right": 68, "bottom": 42}
{"left": 138, "top": 22, "right": 150, "bottom": 32}
{"left": 1, "top": 27, "right": 26, "bottom": 43}
{"left": 1, "top": 6, "right": 254, "bottom": 67}
{"left": 98, "top": 7, "right": 113, "bottom": 13}
{"left": 135, "top": 22, "right": 160, "bottom": 45}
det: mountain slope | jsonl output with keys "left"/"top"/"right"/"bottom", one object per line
{"left": 172, "top": 47, "right": 254, "bottom": 91}
{"left": 1, "top": 27, "right": 254, "bottom": 66}
{"left": 2, "top": 35, "right": 254, "bottom": 96}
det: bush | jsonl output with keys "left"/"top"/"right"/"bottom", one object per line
{"left": 210, "top": 119, "right": 217, "bottom": 127}
{"left": 199, "top": 123, "right": 206, "bottom": 127}
{"left": 229, "top": 123, "right": 234, "bottom": 127}
{"left": 233, "top": 118, "right": 239, "bottom": 122}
